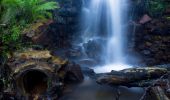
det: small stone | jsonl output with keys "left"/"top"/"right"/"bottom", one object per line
{"left": 166, "top": 89, "right": 170, "bottom": 93}
{"left": 139, "top": 14, "right": 152, "bottom": 24}
{"left": 142, "top": 50, "right": 151, "bottom": 55}
{"left": 145, "top": 42, "right": 152, "bottom": 47}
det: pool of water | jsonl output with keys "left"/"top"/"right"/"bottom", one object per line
{"left": 60, "top": 76, "right": 144, "bottom": 100}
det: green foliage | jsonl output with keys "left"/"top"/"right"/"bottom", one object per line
{"left": 1, "top": 0, "right": 59, "bottom": 24}
{"left": 0, "top": 26, "right": 22, "bottom": 59}
{"left": 148, "top": 0, "right": 166, "bottom": 17}
{"left": 0, "top": 0, "right": 58, "bottom": 59}
{"left": 167, "top": 17, "right": 170, "bottom": 20}
{"left": 129, "top": 0, "right": 167, "bottom": 20}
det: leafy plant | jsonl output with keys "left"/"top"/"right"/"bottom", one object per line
{"left": 0, "top": 0, "right": 58, "bottom": 59}
{"left": 129, "top": 0, "right": 167, "bottom": 20}
{"left": 148, "top": 0, "right": 166, "bottom": 17}
{"left": 1, "top": 0, "right": 59, "bottom": 24}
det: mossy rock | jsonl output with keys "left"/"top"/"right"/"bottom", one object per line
{"left": 13, "top": 50, "right": 52, "bottom": 60}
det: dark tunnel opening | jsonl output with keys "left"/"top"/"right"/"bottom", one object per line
{"left": 22, "top": 70, "right": 48, "bottom": 95}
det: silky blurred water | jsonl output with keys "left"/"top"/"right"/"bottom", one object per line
{"left": 81, "top": 0, "right": 131, "bottom": 72}
{"left": 60, "top": 76, "right": 144, "bottom": 100}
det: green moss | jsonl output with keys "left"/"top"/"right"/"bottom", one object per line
{"left": 0, "top": 0, "right": 59, "bottom": 62}
{"left": 148, "top": 0, "right": 166, "bottom": 17}
{"left": 166, "top": 17, "right": 170, "bottom": 20}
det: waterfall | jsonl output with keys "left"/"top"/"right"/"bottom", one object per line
{"left": 105, "top": 0, "right": 124, "bottom": 63}
{"left": 81, "top": 0, "right": 131, "bottom": 73}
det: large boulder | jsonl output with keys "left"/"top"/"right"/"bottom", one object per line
{"left": 83, "top": 39, "right": 106, "bottom": 63}
{"left": 6, "top": 49, "right": 84, "bottom": 99}
{"left": 59, "top": 62, "right": 84, "bottom": 83}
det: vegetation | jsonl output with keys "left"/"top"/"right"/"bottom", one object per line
{"left": 0, "top": 0, "right": 58, "bottom": 61}
{"left": 148, "top": 0, "right": 166, "bottom": 17}
{"left": 130, "top": 0, "right": 167, "bottom": 20}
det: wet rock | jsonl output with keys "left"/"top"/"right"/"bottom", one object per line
{"left": 56, "top": 0, "right": 82, "bottom": 18}
{"left": 13, "top": 50, "right": 51, "bottom": 60}
{"left": 7, "top": 60, "right": 58, "bottom": 98}
{"left": 165, "top": 7, "right": 170, "bottom": 14}
{"left": 83, "top": 39, "right": 105, "bottom": 63}
{"left": 24, "top": 20, "right": 53, "bottom": 38}
{"left": 0, "top": 79, "right": 3, "bottom": 92}
{"left": 23, "top": 20, "right": 54, "bottom": 47}
{"left": 77, "top": 59, "right": 97, "bottom": 67}
{"left": 47, "top": 0, "right": 83, "bottom": 49}
{"left": 146, "top": 19, "right": 170, "bottom": 35}
{"left": 59, "top": 62, "right": 84, "bottom": 84}
{"left": 166, "top": 88, "right": 170, "bottom": 98}
{"left": 6, "top": 49, "right": 84, "bottom": 99}
{"left": 142, "top": 50, "right": 151, "bottom": 55}
{"left": 139, "top": 14, "right": 152, "bottom": 24}
{"left": 65, "top": 47, "right": 83, "bottom": 59}
{"left": 81, "top": 67, "right": 95, "bottom": 76}
{"left": 20, "top": 0, "right": 82, "bottom": 50}
{"left": 51, "top": 56, "right": 68, "bottom": 66}
{"left": 1, "top": 92, "right": 17, "bottom": 100}
{"left": 133, "top": 17, "right": 170, "bottom": 65}
{"left": 166, "top": 89, "right": 170, "bottom": 93}
{"left": 97, "top": 67, "right": 168, "bottom": 86}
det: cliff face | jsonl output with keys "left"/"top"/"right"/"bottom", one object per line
{"left": 131, "top": 6, "right": 170, "bottom": 65}
{"left": 133, "top": 18, "right": 170, "bottom": 65}
{"left": 50, "top": 0, "right": 83, "bottom": 48}
{"left": 27, "top": 0, "right": 83, "bottom": 49}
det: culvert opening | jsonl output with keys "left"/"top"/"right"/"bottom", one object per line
{"left": 22, "top": 70, "right": 48, "bottom": 95}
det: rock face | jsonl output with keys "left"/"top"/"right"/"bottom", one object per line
{"left": 6, "top": 49, "right": 84, "bottom": 99}
{"left": 139, "top": 14, "right": 152, "bottom": 24}
{"left": 23, "top": 0, "right": 82, "bottom": 49}
{"left": 83, "top": 39, "right": 105, "bottom": 63}
{"left": 129, "top": 17, "right": 170, "bottom": 65}
{"left": 48, "top": 0, "right": 82, "bottom": 48}
{"left": 0, "top": 79, "right": 3, "bottom": 93}
{"left": 59, "top": 62, "right": 84, "bottom": 83}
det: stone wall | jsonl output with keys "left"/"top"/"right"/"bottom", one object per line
{"left": 126, "top": 1, "right": 170, "bottom": 66}
{"left": 50, "top": 0, "right": 82, "bottom": 48}
{"left": 25, "top": 0, "right": 83, "bottom": 50}
{"left": 133, "top": 17, "right": 170, "bottom": 65}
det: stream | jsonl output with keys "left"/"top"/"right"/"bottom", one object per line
{"left": 60, "top": 76, "right": 145, "bottom": 100}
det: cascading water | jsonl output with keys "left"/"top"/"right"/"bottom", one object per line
{"left": 81, "top": 0, "right": 131, "bottom": 73}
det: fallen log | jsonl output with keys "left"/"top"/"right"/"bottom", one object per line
{"left": 96, "top": 67, "right": 170, "bottom": 100}
{"left": 96, "top": 67, "right": 168, "bottom": 87}
{"left": 139, "top": 73, "right": 169, "bottom": 100}
{"left": 120, "top": 79, "right": 168, "bottom": 87}
{"left": 150, "top": 86, "right": 170, "bottom": 100}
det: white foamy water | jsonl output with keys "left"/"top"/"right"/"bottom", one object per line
{"left": 81, "top": 0, "right": 131, "bottom": 73}
{"left": 94, "top": 63, "right": 132, "bottom": 73}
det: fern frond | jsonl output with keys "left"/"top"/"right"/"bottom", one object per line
{"left": 36, "top": 2, "right": 59, "bottom": 11}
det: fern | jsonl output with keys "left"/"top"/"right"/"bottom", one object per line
{"left": 148, "top": 0, "right": 166, "bottom": 17}
{"left": 1, "top": 0, "right": 59, "bottom": 24}
{"left": 0, "top": 0, "right": 59, "bottom": 59}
